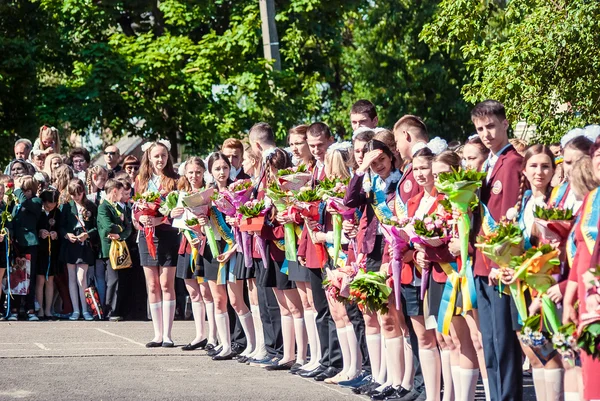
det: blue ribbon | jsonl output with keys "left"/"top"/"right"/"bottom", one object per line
{"left": 517, "top": 190, "right": 533, "bottom": 250}
{"left": 280, "top": 259, "right": 289, "bottom": 275}
{"left": 5, "top": 238, "right": 11, "bottom": 318}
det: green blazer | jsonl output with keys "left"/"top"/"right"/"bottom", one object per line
{"left": 97, "top": 201, "right": 132, "bottom": 258}
{"left": 60, "top": 200, "right": 99, "bottom": 244}
{"left": 12, "top": 189, "right": 42, "bottom": 248}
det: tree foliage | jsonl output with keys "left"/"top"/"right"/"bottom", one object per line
{"left": 421, "top": 0, "right": 600, "bottom": 143}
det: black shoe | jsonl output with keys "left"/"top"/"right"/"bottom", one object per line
{"left": 212, "top": 353, "right": 234, "bottom": 361}
{"left": 231, "top": 342, "right": 245, "bottom": 356}
{"left": 385, "top": 387, "right": 412, "bottom": 401}
{"left": 396, "top": 389, "right": 422, "bottom": 401}
{"left": 370, "top": 385, "right": 396, "bottom": 400}
{"left": 207, "top": 346, "right": 222, "bottom": 357}
{"left": 314, "top": 367, "right": 340, "bottom": 382}
{"left": 289, "top": 363, "right": 303, "bottom": 374}
{"left": 237, "top": 356, "right": 249, "bottom": 363}
{"left": 265, "top": 360, "right": 295, "bottom": 371}
{"left": 146, "top": 341, "right": 162, "bottom": 348}
{"left": 299, "top": 365, "right": 327, "bottom": 378}
{"left": 353, "top": 381, "right": 379, "bottom": 395}
{"left": 162, "top": 341, "right": 175, "bottom": 348}
{"left": 182, "top": 339, "right": 208, "bottom": 351}
{"left": 205, "top": 343, "right": 217, "bottom": 351}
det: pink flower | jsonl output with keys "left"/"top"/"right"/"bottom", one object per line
{"left": 434, "top": 219, "right": 444, "bottom": 229}
{"left": 424, "top": 217, "right": 433, "bottom": 225}
{"left": 426, "top": 223, "right": 435, "bottom": 231}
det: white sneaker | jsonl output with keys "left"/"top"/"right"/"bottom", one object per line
{"left": 82, "top": 312, "right": 94, "bottom": 321}
{"left": 69, "top": 312, "right": 80, "bottom": 321}
{"left": 7, "top": 314, "right": 18, "bottom": 321}
{"left": 27, "top": 313, "right": 39, "bottom": 321}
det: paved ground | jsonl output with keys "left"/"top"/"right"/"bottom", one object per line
{"left": 0, "top": 321, "right": 535, "bottom": 401}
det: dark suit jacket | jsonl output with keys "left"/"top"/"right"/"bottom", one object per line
{"left": 397, "top": 164, "right": 422, "bottom": 205}
{"left": 12, "top": 189, "right": 42, "bottom": 248}
{"left": 473, "top": 145, "right": 523, "bottom": 277}
{"left": 60, "top": 200, "right": 99, "bottom": 244}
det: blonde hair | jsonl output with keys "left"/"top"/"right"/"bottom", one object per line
{"left": 177, "top": 157, "right": 206, "bottom": 191}
{"left": 136, "top": 142, "right": 178, "bottom": 194}
{"left": 86, "top": 165, "right": 108, "bottom": 194}
{"left": 325, "top": 148, "right": 352, "bottom": 181}
{"left": 509, "top": 138, "right": 528, "bottom": 155}
{"left": 570, "top": 156, "right": 599, "bottom": 199}
{"left": 43, "top": 153, "right": 63, "bottom": 177}
{"left": 19, "top": 175, "right": 39, "bottom": 196}
{"left": 38, "top": 126, "right": 61, "bottom": 154}
{"left": 52, "top": 164, "right": 74, "bottom": 194}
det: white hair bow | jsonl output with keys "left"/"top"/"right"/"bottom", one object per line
{"left": 327, "top": 141, "right": 353, "bottom": 154}
{"left": 141, "top": 139, "right": 172, "bottom": 153}
{"left": 411, "top": 137, "right": 448, "bottom": 156}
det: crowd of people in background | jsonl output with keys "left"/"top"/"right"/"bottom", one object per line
{"left": 1, "top": 99, "right": 599, "bottom": 401}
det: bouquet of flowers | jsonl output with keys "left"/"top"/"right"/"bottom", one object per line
{"left": 405, "top": 212, "right": 453, "bottom": 248}
{"left": 476, "top": 220, "right": 524, "bottom": 269}
{"left": 348, "top": 270, "right": 392, "bottom": 314}
{"left": 323, "top": 263, "right": 359, "bottom": 303}
{"left": 293, "top": 186, "right": 327, "bottom": 268}
{"left": 552, "top": 322, "right": 580, "bottom": 365}
{"left": 266, "top": 182, "right": 298, "bottom": 262}
{"left": 277, "top": 164, "right": 312, "bottom": 191}
{"left": 1, "top": 182, "right": 15, "bottom": 236}
{"left": 506, "top": 244, "right": 561, "bottom": 323}
{"left": 229, "top": 179, "right": 254, "bottom": 207}
{"left": 318, "top": 178, "right": 351, "bottom": 267}
{"left": 519, "top": 314, "right": 558, "bottom": 364}
{"left": 239, "top": 199, "right": 269, "bottom": 269}
{"left": 532, "top": 205, "right": 575, "bottom": 252}
{"left": 133, "top": 191, "right": 162, "bottom": 259}
{"left": 435, "top": 168, "right": 487, "bottom": 275}
{"left": 380, "top": 216, "right": 411, "bottom": 309}
{"left": 158, "top": 191, "right": 179, "bottom": 217}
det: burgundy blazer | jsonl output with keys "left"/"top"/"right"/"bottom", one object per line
{"left": 298, "top": 166, "right": 326, "bottom": 268}
{"left": 472, "top": 146, "right": 523, "bottom": 277}
{"left": 398, "top": 164, "right": 422, "bottom": 205}
{"left": 403, "top": 190, "right": 454, "bottom": 284}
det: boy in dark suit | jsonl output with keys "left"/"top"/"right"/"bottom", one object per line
{"left": 471, "top": 100, "right": 524, "bottom": 401}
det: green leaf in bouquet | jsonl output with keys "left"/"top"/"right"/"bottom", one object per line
{"left": 295, "top": 187, "right": 321, "bottom": 202}
{"left": 534, "top": 205, "right": 574, "bottom": 221}
{"left": 238, "top": 200, "right": 266, "bottom": 218}
{"left": 185, "top": 217, "right": 199, "bottom": 226}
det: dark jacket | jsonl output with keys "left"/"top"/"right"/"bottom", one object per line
{"left": 12, "top": 189, "right": 43, "bottom": 248}
{"left": 97, "top": 201, "right": 132, "bottom": 259}
{"left": 60, "top": 200, "right": 99, "bottom": 244}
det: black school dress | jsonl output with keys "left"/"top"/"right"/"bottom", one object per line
{"left": 37, "top": 207, "right": 62, "bottom": 276}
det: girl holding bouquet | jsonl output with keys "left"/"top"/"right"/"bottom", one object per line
{"left": 502, "top": 144, "right": 566, "bottom": 401}
{"left": 201, "top": 152, "right": 254, "bottom": 361}
{"left": 258, "top": 148, "right": 305, "bottom": 370}
{"left": 61, "top": 178, "right": 98, "bottom": 321}
{"left": 432, "top": 150, "right": 482, "bottom": 401}
{"left": 173, "top": 157, "right": 216, "bottom": 351}
{"left": 134, "top": 141, "right": 180, "bottom": 347}
{"left": 562, "top": 138, "right": 600, "bottom": 401}
{"left": 344, "top": 139, "right": 408, "bottom": 399}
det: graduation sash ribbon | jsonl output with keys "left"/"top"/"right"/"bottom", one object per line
{"left": 210, "top": 206, "right": 236, "bottom": 285}
{"left": 580, "top": 188, "right": 600, "bottom": 255}
{"left": 371, "top": 175, "right": 395, "bottom": 223}
{"left": 566, "top": 216, "right": 578, "bottom": 268}
{"left": 517, "top": 191, "right": 533, "bottom": 250}
{"left": 183, "top": 230, "right": 204, "bottom": 284}
{"left": 548, "top": 182, "right": 570, "bottom": 208}
{"left": 480, "top": 202, "right": 498, "bottom": 237}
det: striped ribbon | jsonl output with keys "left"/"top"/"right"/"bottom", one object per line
{"left": 580, "top": 188, "right": 600, "bottom": 255}
{"left": 211, "top": 207, "right": 236, "bottom": 285}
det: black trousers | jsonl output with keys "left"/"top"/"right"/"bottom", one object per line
{"left": 476, "top": 276, "right": 523, "bottom": 401}
{"left": 309, "top": 268, "right": 343, "bottom": 369}
{"left": 255, "top": 262, "right": 283, "bottom": 357}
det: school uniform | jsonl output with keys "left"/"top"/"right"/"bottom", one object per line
{"left": 37, "top": 207, "right": 62, "bottom": 277}
{"left": 472, "top": 144, "right": 523, "bottom": 401}
{"left": 60, "top": 199, "right": 98, "bottom": 266}
{"left": 97, "top": 200, "right": 132, "bottom": 316}
{"left": 0, "top": 200, "right": 12, "bottom": 270}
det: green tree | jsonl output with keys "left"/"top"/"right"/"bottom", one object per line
{"left": 421, "top": 0, "right": 600, "bottom": 143}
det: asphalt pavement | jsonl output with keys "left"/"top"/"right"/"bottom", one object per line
{"left": 0, "top": 320, "right": 534, "bottom": 401}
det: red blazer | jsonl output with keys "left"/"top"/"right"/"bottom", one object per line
{"left": 402, "top": 190, "right": 454, "bottom": 284}
{"left": 473, "top": 146, "right": 523, "bottom": 276}
{"left": 298, "top": 166, "right": 326, "bottom": 268}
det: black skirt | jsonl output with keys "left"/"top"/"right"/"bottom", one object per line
{"left": 138, "top": 226, "right": 180, "bottom": 267}
{"left": 233, "top": 251, "right": 255, "bottom": 280}
{"left": 427, "top": 279, "right": 445, "bottom": 321}
{"left": 0, "top": 239, "right": 8, "bottom": 269}
{"left": 401, "top": 284, "right": 424, "bottom": 317}
{"left": 63, "top": 229, "right": 96, "bottom": 266}
{"left": 287, "top": 260, "right": 310, "bottom": 282}
{"left": 37, "top": 240, "right": 60, "bottom": 277}
{"left": 176, "top": 251, "right": 203, "bottom": 280}
{"left": 257, "top": 258, "right": 295, "bottom": 291}
{"left": 365, "top": 235, "right": 384, "bottom": 273}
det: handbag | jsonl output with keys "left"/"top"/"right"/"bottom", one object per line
{"left": 7, "top": 255, "right": 31, "bottom": 296}
{"left": 84, "top": 279, "right": 104, "bottom": 320}
{"left": 109, "top": 239, "right": 132, "bottom": 270}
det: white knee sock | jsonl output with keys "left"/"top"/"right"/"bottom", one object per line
{"left": 385, "top": 336, "right": 405, "bottom": 388}
{"left": 379, "top": 334, "right": 388, "bottom": 385}
{"left": 302, "top": 310, "right": 321, "bottom": 370}
{"left": 459, "top": 368, "right": 479, "bottom": 401}
{"left": 532, "top": 368, "right": 547, "bottom": 401}
{"left": 162, "top": 300, "right": 176, "bottom": 343}
{"left": 564, "top": 393, "right": 580, "bottom": 401}
{"left": 190, "top": 301, "right": 206, "bottom": 345}
{"left": 345, "top": 324, "right": 361, "bottom": 379}
{"left": 366, "top": 334, "right": 383, "bottom": 382}
{"left": 294, "top": 317, "right": 308, "bottom": 365}
{"left": 403, "top": 336, "right": 415, "bottom": 390}
{"left": 544, "top": 369, "right": 564, "bottom": 401}
{"left": 204, "top": 301, "right": 217, "bottom": 345}
{"left": 250, "top": 304, "right": 266, "bottom": 359}
{"left": 482, "top": 378, "right": 491, "bottom": 401}
{"left": 451, "top": 366, "right": 462, "bottom": 401}
{"left": 238, "top": 311, "right": 256, "bottom": 356}
{"left": 441, "top": 350, "right": 454, "bottom": 401}
{"left": 149, "top": 302, "right": 163, "bottom": 343}
{"left": 215, "top": 312, "right": 231, "bottom": 356}
{"left": 281, "top": 315, "right": 296, "bottom": 364}
{"left": 420, "top": 348, "right": 441, "bottom": 401}
{"left": 336, "top": 327, "right": 351, "bottom": 376}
